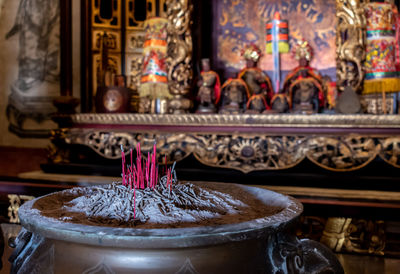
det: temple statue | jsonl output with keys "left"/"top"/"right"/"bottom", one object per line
{"left": 239, "top": 44, "right": 274, "bottom": 113}
{"left": 196, "top": 59, "right": 221, "bottom": 113}
{"left": 219, "top": 78, "right": 249, "bottom": 114}
{"left": 283, "top": 40, "right": 325, "bottom": 113}
{"left": 289, "top": 77, "right": 323, "bottom": 114}
{"left": 246, "top": 91, "right": 270, "bottom": 113}
{"left": 269, "top": 94, "right": 290, "bottom": 113}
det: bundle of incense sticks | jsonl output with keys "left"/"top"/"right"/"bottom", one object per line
{"left": 121, "top": 143, "right": 158, "bottom": 190}
{"left": 121, "top": 143, "right": 176, "bottom": 219}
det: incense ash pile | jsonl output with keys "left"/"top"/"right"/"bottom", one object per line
{"left": 62, "top": 177, "right": 247, "bottom": 227}
{"left": 34, "top": 143, "right": 282, "bottom": 229}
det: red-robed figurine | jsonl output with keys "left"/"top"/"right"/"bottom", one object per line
{"left": 196, "top": 58, "right": 221, "bottom": 113}
{"left": 283, "top": 39, "right": 325, "bottom": 113}
{"left": 238, "top": 44, "right": 274, "bottom": 113}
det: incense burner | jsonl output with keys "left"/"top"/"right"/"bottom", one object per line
{"left": 10, "top": 183, "right": 343, "bottom": 274}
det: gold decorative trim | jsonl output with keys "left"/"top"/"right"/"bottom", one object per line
{"left": 336, "top": 0, "right": 366, "bottom": 92}
{"left": 306, "top": 136, "right": 379, "bottom": 172}
{"left": 193, "top": 135, "right": 307, "bottom": 173}
{"left": 321, "top": 218, "right": 352, "bottom": 252}
{"left": 166, "top": 0, "right": 193, "bottom": 113}
{"left": 344, "top": 219, "right": 386, "bottom": 256}
{"left": 296, "top": 216, "right": 388, "bottom": 256}
{"left": 70, "top": 113, "right": 400, "bottom": 129}
{"left": 378, "top": 137, "right": 400, "bottom": 168}
{"left": 92, "top": 0, "right": 121, "bottom": 29}
{"left": 321, "top": 218, "right": 385, "bottom": 256}
{"left": 62, "top": 128, "right": 400, "bottom": 172}
{"left": 92, "top": 30, "right": 121, "bottom": 52}
{"left": 8, "top": 194, "right": 35, "bottom": 224}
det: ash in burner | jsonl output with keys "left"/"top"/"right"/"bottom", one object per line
{"left": 64, "top": 176, "right": 247, "bottom": 227}
{"left": 33, "top": 144, "right": 282, "bottom": 229}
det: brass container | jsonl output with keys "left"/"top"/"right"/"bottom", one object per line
{"left": 11, "top": 183, "right": 343, "bottom": 274}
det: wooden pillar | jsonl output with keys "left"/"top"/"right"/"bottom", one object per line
{"left": 53, "top": 0, "right": 79, "bottom": 125}
{"left": 60, "top": 0, "right": 73, "bottom": 97}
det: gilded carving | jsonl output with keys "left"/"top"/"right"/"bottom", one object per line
{"left": 92, "top": 0, "right": 121, "bottom": 28}
{"left": 93, "top": 30, "right": 120, "bottom": 52}
{"left": 344, "top": 219, "right": 385, "bottom": 256}
{"left": 55, "top": 113, "right": 400, "bottom": 172}
{"left": 85, "top": 132, "right": 136, "bottom": 159}
{"left": 48, "top": 128, "right": 71, "bottom": 164}
{"left": 61, "top": 127, "right": 397, "bottom": 173}
{"left": 378, "top": 137, "right": 400, "bottom": 168}
{"left": 137, "top": 133, "right": 197, "bottom": 163}
{"left": 126, "top": 0, "right": 146, "bottom": 29}
{"left": 126, "top": 55, "right": 143, "bottom": 90}
{"left": 8, "top": 194, "right": 35, "bottom": 224}
{"left": 166, "top": 0, "right": 193, "bottom": 113}
{"left": 306, "top": 136, "right": 378, "bottom": 171}
{"left": 194, "top": 135, "right": 307, "bottom": 172}
{"left": 336, "top": 0, "right": 366, "bottom": 92}
{"left": 126, "top": 33, "right": 145, "bottom": 52}
{"left": 302, "top": 217, "right": 387, "bottom": 256}
{"left": 320, "top": 218, "right": 352, "bottom": 252}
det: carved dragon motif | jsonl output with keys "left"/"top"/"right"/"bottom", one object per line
{"left": 166, "top": 0, "right": 193, "bottom": 113}
{"left": 336, "top": 0, "right": 366, "bottom": 92}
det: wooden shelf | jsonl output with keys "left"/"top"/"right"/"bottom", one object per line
{"left": 49, "top": 113, "right": 400, "bottom": 173}
{"left": 69, "top": 113, "right": 400, "bottom": 135}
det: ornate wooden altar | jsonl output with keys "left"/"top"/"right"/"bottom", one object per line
{"left": 52, "top": 113, "right": 400, "bottom": 173}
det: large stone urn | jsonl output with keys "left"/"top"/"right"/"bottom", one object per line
{"left": 10, "top": 183, "right": 343, "bottom": 273}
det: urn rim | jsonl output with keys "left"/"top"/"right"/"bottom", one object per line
{"left": 18, "top": 183, "right": 303, "bottom": 248}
